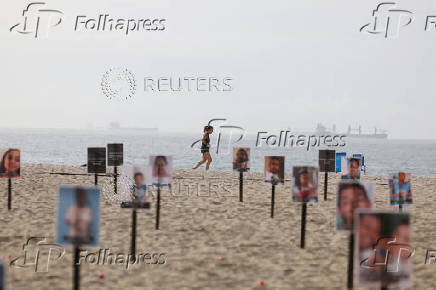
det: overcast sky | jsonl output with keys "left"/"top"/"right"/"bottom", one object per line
{"left": 1, "top": 0, "right": 436, "bottom": 138}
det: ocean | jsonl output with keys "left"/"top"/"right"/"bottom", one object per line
{"left": 0, "top": 128, "right": 435, "bottom": 177}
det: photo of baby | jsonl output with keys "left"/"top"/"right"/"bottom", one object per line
{"left": 336, "top": 181, "right": 374, "bottom": 231}
{"left": 56, "top": 186, "right": 100, "bottom": 246}
{"left": 291, "top": 166, "right": 318, "bottom": 203}
{"left": 120, "top": 166, "right": 152, "bottom": 209}
{"left": 264, "top": 156, "right": 284, "bottom": 186}
{"left": 355, "top": 210, "right": 412, "bottom": 287}
{"left": 389, "top": 172, "right": 412, "bottom": 205}
{"left": 232, "top": 147, "right": 250, "bottom": 172}
{"left": 0, "top": 149, "right": 20, "bottom": 178}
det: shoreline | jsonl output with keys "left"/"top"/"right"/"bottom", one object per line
{"left": 12, "top": 162, "right": 436, "bottom": 179}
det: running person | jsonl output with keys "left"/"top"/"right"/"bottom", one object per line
{"left": 192, "top": 125, "right": 213, "bottom": 170}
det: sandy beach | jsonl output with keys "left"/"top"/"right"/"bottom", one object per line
{"left": 1, "top": 164, "right": 435, "bottom": 289}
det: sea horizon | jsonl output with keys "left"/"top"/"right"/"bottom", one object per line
{"left": 1, "top": 127, "right": 435, "bottom": 177}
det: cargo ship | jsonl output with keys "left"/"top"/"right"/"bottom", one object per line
{"left": 345, "top": 125, "right": 387, "bottom": 139}
{"left": 108, "top": 122, "right": 158, "bottom": 133}
{"left": 315, "top": 124, "right": 388, "bottom": 139}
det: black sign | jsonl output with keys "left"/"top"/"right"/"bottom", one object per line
{"left": 319, "top": 150, "right": 336, "bottom": 172}
{"left": 107, "top": 143, "right": 123, "bottom": 166}
{"left": 88, "top": 147, "right": 106, "bottom": 173}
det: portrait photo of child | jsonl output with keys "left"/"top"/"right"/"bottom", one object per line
{"left": 291, "top": 166, "right": 318, "bottom": 203}
{"left": 120, "top": 166, "right": 152, "bottom": 209}
{"left": 0, "top": 149, "right": 20, "bottom": 178}
{"left": 232, "top": 147, "right": 250, "bottom": 172}
{"left": 56, "top": 186, "right": 100, "bottom": 246}
{"left": 389, "top": 172, "right": 412, "bottom": 205}
{"left": 336, "top": 181, "right": 374, "bottom": 231}
{"left": 264, "top": 156, "right": 285, "bottom": 186}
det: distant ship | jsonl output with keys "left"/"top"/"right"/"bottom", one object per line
{"left": 315, "top": 124, "right": 388, "bottom": 139}
{"left": 109, "top": 122, "right": 158, "bottom": 133}
{"left": 345, "top": 125, "right": 387, "bottom": 139}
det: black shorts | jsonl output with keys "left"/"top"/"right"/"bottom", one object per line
{"left": 201, "top": 146, "right": 209, "bottom": 154}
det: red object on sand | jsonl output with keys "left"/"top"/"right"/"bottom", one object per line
{"left": 218, "top": 256, "right": 224, "bottom": 261}
{"left": 98, "top": 273, "right": 104, "bottom": 279}
{"left": 257, "top": 280, "right": 264, "bottom": 286}
{"left": 172, "top": 266, "right": 177, "bottom": 271}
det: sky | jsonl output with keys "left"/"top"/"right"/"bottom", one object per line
{"left": 1, "top": 0, "right": 436, "bottom": 139}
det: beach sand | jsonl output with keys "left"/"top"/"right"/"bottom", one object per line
{"left": 1, "top": 164, "right": 435, "bottom": 289}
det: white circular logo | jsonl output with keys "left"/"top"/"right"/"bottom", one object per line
{"left": 101, "top": 68, "right": 136, "bottom": 100}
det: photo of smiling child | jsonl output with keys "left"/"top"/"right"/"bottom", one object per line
{"left": 150, "top": 155, "right": 173, "bottom": 189}
{"left": 336, "top": 181, "right": 374, "bottom": 231}
{"left": 233, "top": 147, "right": 250, "bottom": 172}
{"left": 0, "top": 149, "right": 20, "bottom": 178}
{"left": 264, "top": 156, "right": 284, "bottom": 185}
{"left": 292, "top": 166, "right": 318, "bottom": 203}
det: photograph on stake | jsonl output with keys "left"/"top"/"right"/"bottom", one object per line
{"left": 291, "top": 166, "right": 318, "bottom": 203}
{"left": 232, "top": 147, "right": 250, "bottom": 172}
{"left": 355, "top": 210, "right": 412, "bottom": 287}
{"left": 389, "top": 172, "right": 412, "bottom": 205}
{"left": 341, "top": 157, "right": 361, "bottom": 181}
{"left": 264, "top": 156, "right": 284, "bottom": 186}
{"left": 336, "top": 181, "right": 374, "bottom": 231}
{"left": 55, "top": 186, "right": 100, "bottom": 246}
{"left": 150, "top": 155, "right": 173, "bottom": 189}
{"left": 120, "top": 166, "right": 152, "bottom": 209}
{"left": 0, "top": 148, "right": 20, "bottom": 178}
